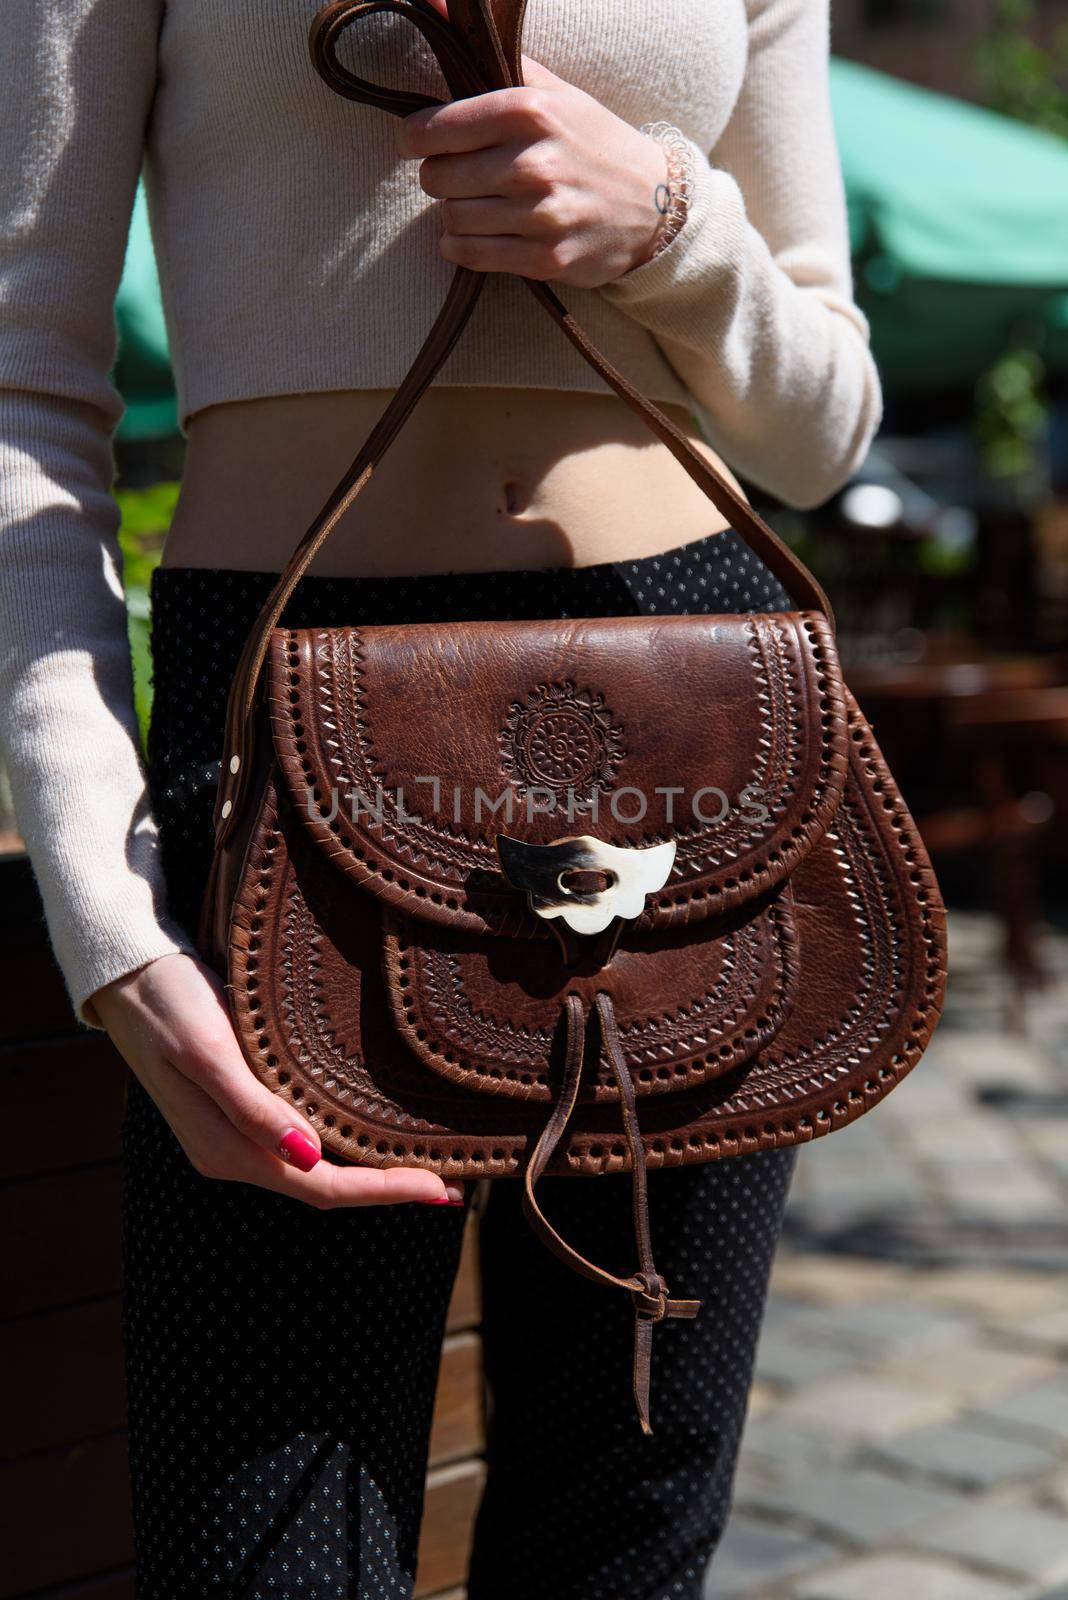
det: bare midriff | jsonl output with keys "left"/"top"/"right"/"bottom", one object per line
{"left": 161, "top": 387, "right": 746, "bottom": 577}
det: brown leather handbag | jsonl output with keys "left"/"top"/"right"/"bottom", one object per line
{"left": 197, "top": 0, "right": 947, "bottom": 1431}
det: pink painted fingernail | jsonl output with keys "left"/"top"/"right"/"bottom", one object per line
{"left": 420, "top": 1196, "right": 454, "bottom": 1205}
{"left": 278, "top": 1129, "right": 321, "bottom": 1172}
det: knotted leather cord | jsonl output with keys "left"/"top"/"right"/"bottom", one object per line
{"left": 204, "top": 0, "right": 834, "bottom": 863}
{"left": 521, "top": 992, "right": 701, "bottom": 1434}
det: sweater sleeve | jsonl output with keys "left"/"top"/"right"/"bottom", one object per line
{"left": 0, "top": 0, "right": 199, "bottom": 1030}
{"left": 598, "top": 0, "right": 882, "bottom": 510}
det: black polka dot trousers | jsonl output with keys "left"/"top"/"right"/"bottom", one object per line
{"left": 122, "top": 530, "right": 798, "bottom": 1600}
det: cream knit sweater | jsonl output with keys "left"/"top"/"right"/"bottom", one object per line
{"left": 0, "top": 0, "right": 881, "bottom": 1028}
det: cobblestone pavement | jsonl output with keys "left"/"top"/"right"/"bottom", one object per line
{"left": 707, "top": 912, "right": 1068, "bottom": 1600}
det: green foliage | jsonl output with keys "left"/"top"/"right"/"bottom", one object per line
{"left": 117, "top": 481, "right": 179, "bottom": 751}
{"left": 973, "top": 343, "right": 1049, "bottom": 483}
{"left": 975, "top": 0, "right": 1068, "bottom": 137}
{"left": 970, "top": 0, "right": 1065, "bottom": 491}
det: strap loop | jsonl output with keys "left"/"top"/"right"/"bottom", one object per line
{"left": 520, "top": 991, "right": 700, "bottom": 1434}
{"left": 311, "top": 0, "right": 487, "bottom": 112}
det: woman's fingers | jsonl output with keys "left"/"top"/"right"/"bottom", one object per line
{"left": 418, "top": 140, "right": 559, "bottom": 202}
{"left": 398, "top": 88, "right": 553, "bottom": 160}
{"left": 439, "top": 230, "right": 571, "bottom": 278}
{"left": 96, "top": 952, "right": 465, "bottom": 1208}
{"left": 132, "top": 951, "right": 326, "bottom": 1166}
{"left": 441, "top": 193, "right": 574, "bottom": 238}
{"left": 386, "top": 33, "right": 670, "bottom": 289}
{"left": 173, "top": 1017, "right": 326, "bottom": 1170}
{"left": 159, "top": 1066, "right": 464, "bottom": 1207}
{"left": 233, "top": 1144, "right": 467, "bottom": 1209}
{"left": 166, "top": 969, "right": 465, "bottom": 1203}
{"left": 194, "top": 1065, "right": 466, "bottom": 1204}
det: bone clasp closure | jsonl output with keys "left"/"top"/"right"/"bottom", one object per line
{"left": 495, "top": 834, "right": 677, "bottom": 935}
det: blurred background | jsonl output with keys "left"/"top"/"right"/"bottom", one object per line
{"left": 3, "top": 3, "right": 1068, "bottom": 1597}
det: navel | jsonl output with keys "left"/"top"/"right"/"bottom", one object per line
{"left": 499, "top": 477, "right": 524, "bottom": 516}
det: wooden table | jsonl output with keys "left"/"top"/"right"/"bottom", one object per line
{"left": 848, "top": 650, "right": 1064, "bottom": 704}
{"left": 848, "top": 648, "right": 1068, "bottom": 1008}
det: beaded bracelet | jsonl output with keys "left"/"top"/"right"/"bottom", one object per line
{"left": 638, "top": 120, "right": 694, "bottom": 261}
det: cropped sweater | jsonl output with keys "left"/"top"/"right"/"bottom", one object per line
{"left": 0, "top": 0, "right": 881, "bottom": 1027}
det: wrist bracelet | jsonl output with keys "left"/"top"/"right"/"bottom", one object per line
{"left": 638, "top": 120, "right": 694, "bottom": 261}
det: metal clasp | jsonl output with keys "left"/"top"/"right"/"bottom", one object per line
{"left": 495, "top": 833, "right": 676, "bottom": 936}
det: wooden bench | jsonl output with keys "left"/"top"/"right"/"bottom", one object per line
{"left": 0, "top": 851, "right": 485, "bottom": 1600}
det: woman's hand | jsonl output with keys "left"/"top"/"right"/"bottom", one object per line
{"left": 92, "top": 952, "right": 465, "bottom": 1208}
{"left": 397, "top": 55, "right": 670, "bottom": 287}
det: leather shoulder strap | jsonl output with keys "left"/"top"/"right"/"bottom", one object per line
{"left": 209, "top": 0, "right": 833, "bottom": 849}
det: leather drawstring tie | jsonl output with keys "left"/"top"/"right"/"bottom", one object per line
{"left": 521, "top": 992, "right": 701, "bottom": 1434}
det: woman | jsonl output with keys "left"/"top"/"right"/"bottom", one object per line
{"left": 0, "top": 0, "right": 880, "bottom": 1594}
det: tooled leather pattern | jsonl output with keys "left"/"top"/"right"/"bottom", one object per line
{"left": 228, "top": 686, "right": 947, "bottom": 1178}
{"left": 267, "top": 612, "right": 849, "bottom": 934}
{"left": 380, "top": 892, "right": 798, "bottom": 1101}
{"left": 498, "top": 681, "right": 626, "bottom": 809}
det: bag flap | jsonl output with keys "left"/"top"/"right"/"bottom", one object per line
{"left": 267, "top": 611, "right": 847, "bottom": 933}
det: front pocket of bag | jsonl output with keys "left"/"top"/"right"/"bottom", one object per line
{"left": 381, "top": 889, "right": 798, "bottom": 1101}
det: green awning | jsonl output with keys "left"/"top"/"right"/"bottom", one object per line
{"left": 113, "top": 185, "right": 176, "bottom": 440}
{"left": 831, "top": 57, "right": 1068, "bottom": 393}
